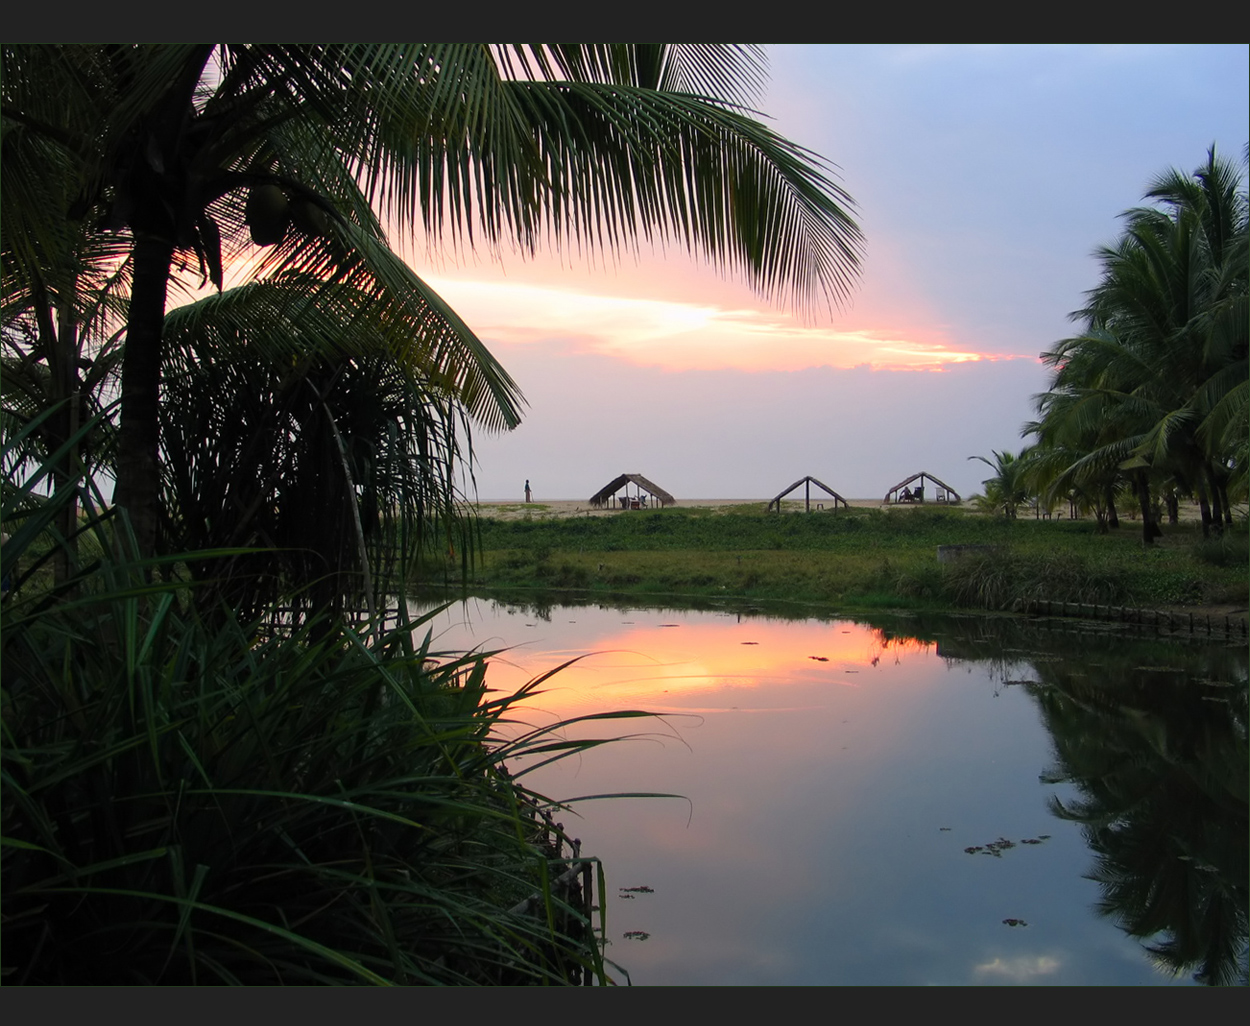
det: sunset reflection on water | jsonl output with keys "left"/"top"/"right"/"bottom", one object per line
{"left": 422, "top": 603, "right": 937, "bottom": 719}
{"left": 410, "top": 598, "right": 1194, "bottom": 986}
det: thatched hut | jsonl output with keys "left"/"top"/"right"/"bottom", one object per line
{"left": 883, "top": 471, "right": 961, "bottom": 505}
{"left": 767, "top": 476, "right": 849, "bottom": 513}
{"left": 589, "top": 473, "right": 675, "bottom": 510}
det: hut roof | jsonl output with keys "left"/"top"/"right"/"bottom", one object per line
{"left": 589, "top": 473, "right": 675, "bottom": 508}
{"left": 883, "top": 471, "right": 961, "bottom": 502}
{"left": 767, "top": 476, "right": 849, "bottom": 512}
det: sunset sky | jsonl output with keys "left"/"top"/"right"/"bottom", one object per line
{"left": 410, "top": 44, "right": 1248, "bottom": 503}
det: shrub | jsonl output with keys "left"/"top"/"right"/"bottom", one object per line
{"left": 1192, "top": 533, "right": 1249, "bottom": 569}
{"left": 940, "top": 551, "right": 1130, "bottom": 609}
{"left": 2, "top": 455, "right": 639, "bottom": 985}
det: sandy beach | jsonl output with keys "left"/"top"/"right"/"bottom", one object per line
{"left": 472, "top": 497, "right": 926, "bottom": 520}
{"left": 470, "top": 496, "right": 1231, "bottom": 524}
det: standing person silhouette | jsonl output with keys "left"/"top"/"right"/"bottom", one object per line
{"left": 524, "top": 479, "right": 532, "bottom": 503}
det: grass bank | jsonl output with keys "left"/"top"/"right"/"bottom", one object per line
{"left": 423, "top": 505, "right": 1248, "bottom": 614}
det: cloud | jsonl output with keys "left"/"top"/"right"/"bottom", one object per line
{"left": 426, "top": 275, "right": 1019, "bottom": 373}
{"left": 974, "top": 954, "right": 1063, "bottom": 982}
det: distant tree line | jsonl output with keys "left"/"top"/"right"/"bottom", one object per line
{"left": 971, "top": 147, "right": 1247, "bottom": 543}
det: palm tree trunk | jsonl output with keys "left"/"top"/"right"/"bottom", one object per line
{"left": 56, "top": 277, "right": 82, "bottom": 582}
{"left": 1205, "top": 467, "right": 1225, "bottom": 538}
{"left": 32, "top": 277, "right": 82, "bottom": 586}
{"left": 1195, "top": 482, "right": 1213, "bottom": 539}
{"left": 114, "top": 233, "right": 174, "bottom": 559}
{"left": 1133, "top": 471, "right": 1159, "bottom": 545}
{"left": 1217, "top": 479, "right": 1233, "bottom": 529}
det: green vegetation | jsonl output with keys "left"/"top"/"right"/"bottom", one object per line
{"left": 425, "top": 505, "right": 1248, "bottom": 613}
{"left": 3, "top": 45, "right": 864, "bottom": 985}
{"left": 2, "top": 469, "right": 641, "bottom": 984}
{"left": 2, "top": 43, "right": 861, "bottom": 575}
{"left": 1018, "top": 148, "right": 1247, "bottom": 542}
{"left": 4, "top": 50, "right": 1241, "bottom": 988}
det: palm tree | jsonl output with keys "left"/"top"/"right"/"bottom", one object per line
{"left": 3, "top": 44, "right": 863, "bottom": 568}
{"left": 1030, "top": 147, "right": 1247, "bottom": 542}
{"left": 0, "top": 90, "right": 133, "bottom": 582}
{"left": 968, "top": 448, "right": 1031, "bottom": 519}
{"left": 1028, "top": 337, "right": 1148, "bottom": 532}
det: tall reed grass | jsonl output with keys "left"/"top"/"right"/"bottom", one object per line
{"left": 2, "top": 425, "right": 646, "bottom": 985}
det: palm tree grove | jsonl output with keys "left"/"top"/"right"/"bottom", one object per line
{"left": 1, "top": 45, "right": 1245, "bottom": 985}
{"left": 981, "top": 147, "right": 1247, "bottom": 541}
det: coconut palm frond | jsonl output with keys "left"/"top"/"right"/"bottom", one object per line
{"left": 1031, "top": 146, "right": 1247, "bottom": 537}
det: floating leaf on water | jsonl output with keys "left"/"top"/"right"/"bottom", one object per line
{"left": 623, "top": 931, "right": 651, "bottom": 941}
{"left": 809, "top": 656, "right": 829, "bottom": 662}
{"left": 620, "top": 885, "right": 654, "bottom": 893}
{"left": 1002, "top": 919, "right": 1028, "bottom": 927}
{"left": 940, "top": 827, "right": 952, "bottom": 832}
{"left": 968, "top": 835, "right": 1039, "bottom": 857}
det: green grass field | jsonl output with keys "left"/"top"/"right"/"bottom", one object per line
{"left": 420, "top": 505, "right": 1248, "bottom": 613}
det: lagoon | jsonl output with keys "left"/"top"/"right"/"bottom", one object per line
{"left": 412, "top": 597, "right": 1248, "bottom": 986}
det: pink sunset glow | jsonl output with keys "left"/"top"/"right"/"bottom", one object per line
{"left": 409, "top": 45, "right": 1246, "bottom": 503}
{"left": 423, "top": 274, "right": 1004, "bottom": 374}
{"left": 173, "top": 46, "right": 1248, "bottom": 504}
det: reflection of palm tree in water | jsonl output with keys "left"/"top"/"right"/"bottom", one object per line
{"left": 1028, "top": 656, "right": 1248, "bottom": 985}
{"left": 764, "top": 611, "right": 1246, "bottom": 983}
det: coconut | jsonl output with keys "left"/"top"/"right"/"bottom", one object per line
{"left": 289, "top": 197, "right": 330, "bottom": 238}
{"left": 246, "top": 184, "right": 290, "bottom": 245}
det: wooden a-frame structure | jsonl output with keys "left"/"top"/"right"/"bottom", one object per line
{"left": 588, "top": 473, "right": 676, "bottom": 509}
{"left": 767, "top": 476, "right": 849, "bottom": 513}
{"left": 883, "top": 471, "right": 960, "bottom": 505}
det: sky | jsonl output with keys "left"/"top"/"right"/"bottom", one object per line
{"left": 412, "top": 44, "right": 1249, "bottom": 502}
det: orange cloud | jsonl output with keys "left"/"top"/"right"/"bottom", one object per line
{"left": 424, "top": 276, "right": 1019, "bottom": 373}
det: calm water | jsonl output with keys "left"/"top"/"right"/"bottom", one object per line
{"left": 412, "top": 596, "right": 1248, "bottom": 986}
